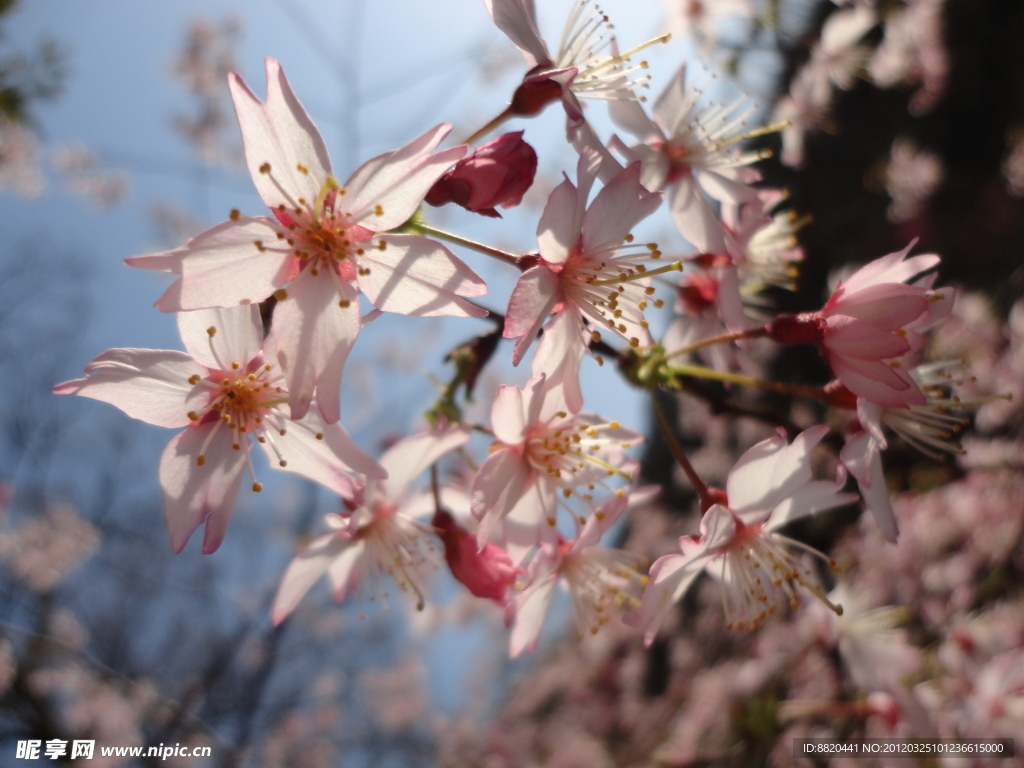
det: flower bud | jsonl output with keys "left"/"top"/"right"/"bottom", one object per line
{"left": 426, "top": 131, "right": 538, "bottom": 218}
{"left": 768, "top": 312, "right": 826, "bottom": 345}
{"left": 432, "top": 509, "right": 521, "bottom": 605}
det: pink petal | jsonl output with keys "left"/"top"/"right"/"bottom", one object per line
{"left": 536, "top": 175, "right": 583, "bottom": 265}
{"left": 699, "top": 504, "right": 738, "bottom": 549}
{"left": 268, "top": 270, "right": 360, "bottom": 422}
{"left": 380, "top": 425, "right": 471, "bottom": 502}
{"left": 471, "top": 448, "right": 533, "bottom": 545}
{"left": 581, "top": 162, "right": 662, "bottom": 252}
{"left": 159, "top": 423, "right": 246, "bottom": 554}
{"left": 841, "top": 433, "right": 898, "bottom": 543}
{"left": 726, "top": 425, "right": 829, "bottom": 520}
{"left": 357, "top": 234, "right": 487, "bottom": 317}
{"left": 504, "top": 265, "right": 562, "bottom": 366}
{"left": 326, "top": 539, "right": 368, "bottom": 600}
{"left": 827, "top": 284, "right": 929, "bottom": 329}
{"left": 484, "top": 0, "right": 550, "bottom": 66}
{"left": 829, "top": 355, "right": 924, "bottom": 408}
{"left": 262, "top": 409, "right": 384, "bottom": 499}
{"left": 509, "top": 574, "right": 556, "bottom": 657}
{"left": 824, "top": 315, "right": 913, "bottom": 360}
{"left": 54, "top": 349, "right": 207, "bottom": 428}
{"left": 531, "top": 308, "right": 586, "bottom": 416}
{"left": 568, "top": 119, "right": 625, "bottom": 184}
{"left": 634, "top": 549, "right": 706, "bottom": 646}
{"left": 501, "top": 478, "right": 558, "bottom": 566}
{"left": 667, "top": 176, "right": 728, "bottom": 254}
{"left": 345, "top": 125, "right": 467, "bottom": 231}
{"left": 654, "top": 64, "right": 690, "bottom": 137}
{"left": 229, "top": 59, "right": 332, "bottom": 212}
{"left": 124, "top": 247, "right": 185, "bottom": 274}
{"left": 839, "top": 242, "right": 939, "bottom": 295}
{"left": 272, "top": 531, "right": 350, "bottom": 623}
{"left": 696, "top": 169, "right": 760, "bottom": 205}
{"left": 158, "top": 218, "right": 291, "bottom": 312}
{"left": 490, "top": 384, "right": 527, "bottom": 445}
{"left": 768, "top": 480, "right": 858, "bottom": 529}
{"left": 177, "top": 305, "right": 263, "bottom": 372}
{"left": 609, "top": 96, "right": 663, "bottom": 145}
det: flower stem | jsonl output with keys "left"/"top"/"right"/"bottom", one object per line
{"left": 663, "top": 326, "right": 770, "bottom": 361}
{"left": 461, "top": 107, "right": 513, "bottom": 146}
{"left": 651, "top": 391, "right": 715, "bottom": 509}
{"left": 417, "top": 223, "right": 523, "bottom": 267}
{"left": 665, "top": 363, "right": 830, "bottom": 401}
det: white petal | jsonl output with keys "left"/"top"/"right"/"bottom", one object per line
{"left": 54, "top": 349, "right": 207, "bottom": 428}
{"left": 264, "top": 409, "right": 384, "bottom": 499}
{"left": 581, "top": 162, "right": 662, "bottom": 253}
{"left": 177, "top": 305, "right": 263, "bottom": 372}
{"left": 229, "top": 58, "right": 332, "bottom": 212}
{"left": 509, "top": 575, "right": 557, "bottom": 657}
{"left": 159, "top": 423, "right": 246, "bottom": 554}
{"left": 345, "top": 125, "right": 466, "bottom": 231}
{"left": 164, "top": 218, "right": 291, "bottom": 311}
{"left": 358, "top": 234, "right": 487, "bottom": 317}
{"left": 272, "top": 531, "right": 349, "bottom": 623}
{"left": 484, "top": 0, "right": 550, "bottom": 67}
{"left": 379, "top": 425, "right": 471, "bottom": 501}
{"left": 269, "top": 270, "right": 360, "bottom": 422}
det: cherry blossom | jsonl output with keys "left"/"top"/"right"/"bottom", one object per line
{"left": 769, "top": 242, "right": 951, "bottom": 408}
{"left": 54, "top": 305, "right": 383, "bottom": 554}
{"left": 835, "top": 359, "right": 974, "bottom": 543}
{"left": 661, "top": 0, "right": 752, "bottom": 55}
{"left": 471, "top": 374, "right": 642, "bottom": 565}
{"left": 503, "top": 150, "right": 669, "bottom": 366}
{"left": 507, "top": 494, "right": 646, "bottom": 657}
{"left": 607, "top": 64, "right": 766, "bottom": 253}
{"left": 126, "top": 59, "right": 487, "bottom": 424}
{"left": 272, "top": 426, "right": 469, "bottom": 621}
{"left": 484, "top": 0, "right": 666, "bottom": 127}
{"left": 633, "top": 426, "right": 857, "bottom": 643}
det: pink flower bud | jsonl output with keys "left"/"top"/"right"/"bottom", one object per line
{"left": 426, "top": 131, "right": 538, "bottom": 218}
{"left": 768, "top": 312, "right": 826, "bottom": 345}
{"left": 432, "top": 509, "right": 521, "bottom": 605}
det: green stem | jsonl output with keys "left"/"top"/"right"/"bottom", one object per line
{"left": 665, "top": 363, "right": 830, "bottom": 402}
{"left": 417, "top": 223, "right": 523, "bottom": 268}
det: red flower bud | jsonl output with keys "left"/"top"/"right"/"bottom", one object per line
{"left": 678, "top": 271, "right": 720, "bottom": 316}
{"left": 426, "top": 131, "right": 538, "bottom": 218}
{"left": 432, "top": 509, "right": 522, "bottom": 605}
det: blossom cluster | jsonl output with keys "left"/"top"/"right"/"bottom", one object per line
{"left": 54, "top": 0, "right": 994, "bottom": 662}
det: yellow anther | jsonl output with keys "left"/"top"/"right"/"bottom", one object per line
{"left": 196, "top": 456, "right": 206, "bottom": 466}
{"left": 230, "top": 209, "right": 240, "bottom": 221}
{"left": 187, "top": 411, "right": 199, "bottom": 421}
{"left": 296, "top": 164, "right": 308, "bottom": 174}
{"left": 339, "top": 299, "right": 351, "bottom": 308}
{"left": 254, "top": 241, "right": 265, "bottom": 252}
{"left": 252, "top": 482, "right": 263, "bottom": 492}
{"left": 275, "top": 289, "right": 288, "bottom": 301}
{"left": 591, "top": 330, "right": 601, "bottom": 343}
{"left": 207, "top": 326, "right": 217, "bottom": 337}
{"left": 259, "top": 162, "right": 271, "bottom": 174}
{"left": 374, "top": 204, "right": 384, "bottom": 216}
{"left": 231, "top": 362, "right": 240, "bottom": 369}
{"left": 279, "top": 460, "right": 288, "bottom": 467}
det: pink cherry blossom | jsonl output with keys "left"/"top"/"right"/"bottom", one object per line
{"left": 272, "top": 426, "right": 469, "bottom": 621}
{"left": 471, "top": 374, "right": 642, "bottom": 565}
{"left": 425, "top": 131, "right": 537, "bottom": 218}
{"left": 633, "top": 426, "right": 857, "bottom": 644}
{"left": 507, "top": 494, "right": 645, "bottom": 657}
{"left": 503, "top": 150, "right": 669, "bottom": 366}
{"left": 661, "top": 0, "right": 753, "bottom": 55}
{"left": 54, "top": 306, "right": 383, "bottom": 554}
{"left": 484, "top": 0, "right": 665, "bottom": 127}
{"left": 607, "top": 64, "right": 766, "bottom": 253}
{"left": 835, "top": 359, "right": 973, "bottom": 543}
{"left": 769, "top": 242, "right": 952, "bottom": 408}
{"left": 126, "top": 59, "right": 487, "bottom": 424}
